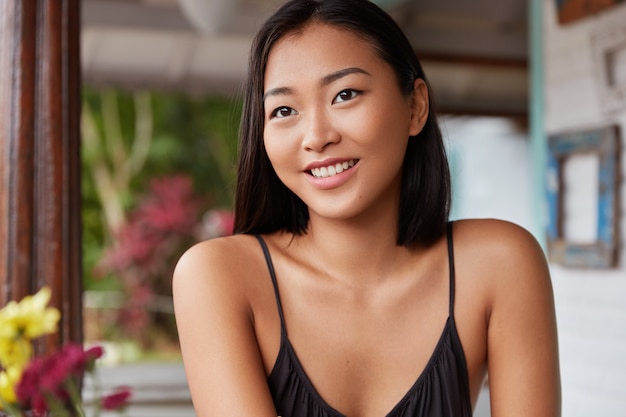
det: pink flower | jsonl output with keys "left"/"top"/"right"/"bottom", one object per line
{"left": 85, "top": 345, "right": 104, "bottom": 360}
{"left": 15, "top": 356, "right": 46, "bottom": 404}
{"left": 84, "top": 345, "right": 105, "bottom": 371}
{"left": 13, "top": 366, "right": 47, "bottom": 414}
{"left": 31, "top": 394, "right": 49, "bottom": 416}
{"left": 15, "top": 343, "right": 107, "bottom": 413}
{"left": 101, "top": 386, "right": 132, "bottom": 410}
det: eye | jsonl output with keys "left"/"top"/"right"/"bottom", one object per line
{"left": 270, "top": 106, "right": 297, "bottom": 119}
{"left": 333, "top": 89, "right": 361, "bottom": 104}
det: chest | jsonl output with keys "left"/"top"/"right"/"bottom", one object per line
{"left": 251, "top": 237, "right": 489, "bottom": 416}
{"left": 269, "top": 316, "right": 474, "bottom": 417}
{"left": 261, "top": 280, "right": 479, "bottom": 416}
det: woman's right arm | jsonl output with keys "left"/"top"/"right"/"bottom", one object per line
{"left": 173, "top": 237, "right": 278, "bottom": 416}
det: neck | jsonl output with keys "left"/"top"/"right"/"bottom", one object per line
{"left": 296, "top": 209, "right": 416, "bottom": 286}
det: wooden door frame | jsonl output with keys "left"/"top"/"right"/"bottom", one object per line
{"left": 0, "top": 0, "right": 82, "bottom": 352}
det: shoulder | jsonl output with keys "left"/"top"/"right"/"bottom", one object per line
{"left": 172, "top": 234, "right": 281, "bottom": 415}
{"left": 176, "top": 233, "right": 261, "bottom": 266}
{"left": 451, "top": 220, "right": 561, "bottom": 415}
{"left": 452, "top": 218, "right": 547, "bottom": 272}
{"left": 451, "top": 218, "right": 551, "bottom": 302}
{"left": 172, "top": 234, "right": 266, "bottom": 306}
{"left": 452, "top": 217, "right": 541, "bottom": 247}
{"left": 174, "top": 233, "right": 263, "bottom": 277}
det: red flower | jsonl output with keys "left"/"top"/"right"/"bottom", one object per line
{"left": 17, "top": 361, "right": 56, "bottom": 414}
{"left": 101, "top": 386, "right": 132, "bottom": 410}
{"left": 15, "top": 356, "right": 46, "bottom": 406}
{"left": 31, "top": 394, "right": 49, "bottom": 416}
{"left": 15, "top": 343, "right": 107, "bottom": 413}
{"left": 84, "top": 345, "right": 105, "bottom": 371}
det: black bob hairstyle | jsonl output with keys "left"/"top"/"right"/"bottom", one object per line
{"left": 234, "top": 0, "right": 451, "bottom": 246}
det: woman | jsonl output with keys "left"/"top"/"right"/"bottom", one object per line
{"left": 173, "top": 0, "right": 561, "bottom": 416}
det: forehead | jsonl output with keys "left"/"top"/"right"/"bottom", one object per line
{"left": 264, "top": 23, "right": 383, "bottom": 86}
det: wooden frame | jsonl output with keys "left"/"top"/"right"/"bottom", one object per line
{"left": 547, "top": 125, "right": 621, "bottom": 268}
{"left": 555, "top": 0, "right": 625, "bottom": 25}
{"left": 0, "top": 0, "right": 82, "bottom": 352}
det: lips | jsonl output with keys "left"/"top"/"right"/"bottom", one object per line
{"left": 309, "top": 159, "right": 358, "bottom": 178}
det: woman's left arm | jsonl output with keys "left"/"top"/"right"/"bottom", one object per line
{"left": 485, "top": 222, "right": 561, "bottom": 417}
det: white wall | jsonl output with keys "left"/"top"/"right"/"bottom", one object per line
{"left": 444, "top": 115, "right": 533, "bottom": 231}
{"left": 543, "top": 1, "right": 626, "bottom": 415}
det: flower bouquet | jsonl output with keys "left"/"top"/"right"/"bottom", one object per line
{"left": 0, "top": 287, "right": 131, "bottom": 417}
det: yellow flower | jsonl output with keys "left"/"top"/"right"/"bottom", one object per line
{"left": 0, "top": 366, "right": 22, "bottom": 406}
{"left": 0, "top": 337, "right": 32, "bottom": 370}
{"left": 0, "top": 286, "right": 60, "bottom": 340}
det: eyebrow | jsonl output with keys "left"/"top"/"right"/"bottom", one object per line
{"left": 321, "top": 67, "right": 371, "bottom": 86}
{"left": 263, "top": 67, "right": 371, "bottom": 101}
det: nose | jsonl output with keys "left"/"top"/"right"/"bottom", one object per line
{"left": 301, "top": 107, "right": 340, "bottom": 152}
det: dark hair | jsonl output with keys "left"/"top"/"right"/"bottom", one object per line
{"left": 234, "top": 0, "right": 451, "bottom": 246}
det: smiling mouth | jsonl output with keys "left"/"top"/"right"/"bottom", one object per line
{"left": 309, "top": 159, "right": 358, "bottom": 178}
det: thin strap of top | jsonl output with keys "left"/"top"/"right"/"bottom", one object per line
{"left": 255, "top": 235, "right": 288, "bottom": 335}
{"left": 256, "top": 224, "right": 456, "bottom": 335}
{"left": 446, "top": 221, "right": 456, "bottom": 318}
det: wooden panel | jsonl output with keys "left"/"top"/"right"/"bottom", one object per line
{"left": 0, "top": 0, "right": 37, "bottom": 307}
{"left": 0, "top": 0, "right": 82, "bottom": 352}
{"left": 555, "top": 0, "right": 625, "bottom": 25}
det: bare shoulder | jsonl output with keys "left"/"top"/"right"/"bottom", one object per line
{"left": 174, "top": 233, "right": 262, "bottom": 272}
{"left": 173, "top": 234, "right": 261, "bottom": 291}
{"left": 451, "top": 221, "right": 560, "bottom": 416}
{"left": 172, "top": 233, "right": 270, "bottom": 323}
{"left": 172, "top": 234, "right": 279, "bottom": 415}
{"left": 450, "top": 218, "right": 554, "bottom": 320}
{"left": 452, "top": 218, "right": 550, "bottom": 286}
{"left": 452, "top": 218, "right": 544, "bottom": 253}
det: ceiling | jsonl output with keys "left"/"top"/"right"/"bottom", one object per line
{"left": 82, "top": 0, "right": 529, "bottom": 115}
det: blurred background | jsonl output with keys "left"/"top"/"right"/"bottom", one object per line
{"left": 67, "top": 0, "right": 626, "bottom": 415}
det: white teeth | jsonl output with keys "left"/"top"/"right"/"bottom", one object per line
{"left": 310, "top": 160, "right": 357, "bottom": 178}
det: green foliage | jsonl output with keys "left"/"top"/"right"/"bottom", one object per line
{"left": 81, "top": 88, "right": 242, "bottom": 292}
{"left": 146, "top": 93, "right": 242, "bottom": 206}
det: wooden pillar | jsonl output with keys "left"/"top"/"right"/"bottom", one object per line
{"left": 0, "top": 0, "right": 82, "bottom": 351}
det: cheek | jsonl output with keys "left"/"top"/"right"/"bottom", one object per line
{"left": 358, "top": 107, "right": 411, "bottom": 149}
{"left": 356, "top": 94, "right": 412, "bottom": 133}
{"left": 263, "top": 128, "right": 279, "bottom": 162}
{"left": 263, "top": 130, "right": 295, "bottom": 174}
{"left": 263, "top": 132, "right": 304, "bottom": 197}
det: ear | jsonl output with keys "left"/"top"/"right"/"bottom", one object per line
{"left": 408, "top": 78, "right": 429, "bottom": 137}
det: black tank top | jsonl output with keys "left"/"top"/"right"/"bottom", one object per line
{"left": 255, "top": 223, "right": 473, "bottom": 417}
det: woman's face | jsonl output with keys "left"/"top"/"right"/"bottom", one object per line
{"left": 263, "top": 22, "right": 428, "bottom": 224}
